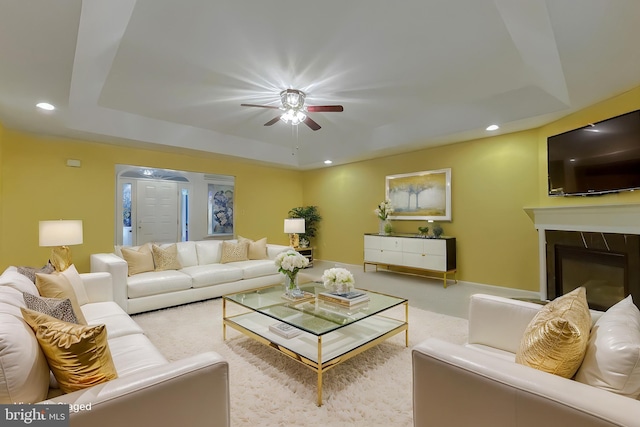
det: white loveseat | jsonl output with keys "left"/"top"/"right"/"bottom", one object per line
{"left": 412, "top": 294, "right": 640, "bottom": 427}
{"left": 0, "top": 266, "right": 229, "bottom": 427}
{"left": 91, "top": 239, "right": 290, "bottom": 314}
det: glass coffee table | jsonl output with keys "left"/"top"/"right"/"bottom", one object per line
{"left": 222, "top": 282, "right": 408, "bottom": 406}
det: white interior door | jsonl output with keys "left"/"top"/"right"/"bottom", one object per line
{"left": 136, "top": 180, "right": 179, "bottom": 244}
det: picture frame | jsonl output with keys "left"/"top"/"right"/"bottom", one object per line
{"left": 207, "top": 178, "right": 235, "bottom": 236}
{"left": 386, "top": 168, "right": 451, "bottom": 221}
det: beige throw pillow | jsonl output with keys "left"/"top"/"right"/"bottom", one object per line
{"left": 21, "top": 308, "right": 118, "bottom": 394}
{"left": 220, "top": 240, "right": 249, "bottom": 264}
{"left": 152, "top": 244, "right": 181, "bottom": 271}
{"left": 515, "top": 287, "right": 591, "bottom": 378}
{"left": 238, "top": 236, "right": 268, "bottom": 260}
{"left": 121, "top": 244, "right": 155, "bottom": 276}
{"left": 35, "top": 273, "right": 88, "bottom": 325}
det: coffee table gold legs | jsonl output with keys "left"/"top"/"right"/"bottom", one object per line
{"left": 222, "top": 298, "right": 227, "bottom": 340}
{"left": 317, "top": 335, "right": 323, "bottom": 406}
{"left": 405, "top": 302, "right": 409, "bottom": 347}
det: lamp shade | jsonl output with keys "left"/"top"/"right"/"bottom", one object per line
{"left": 39, "top": 220, "right": 83, "bottom": 247}
{"left": 284, "top": 218, "right": 305, "bottom": 234}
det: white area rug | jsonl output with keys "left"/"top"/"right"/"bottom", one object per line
{"left": 133, "top": 299, "right": 468, "bottom": 427}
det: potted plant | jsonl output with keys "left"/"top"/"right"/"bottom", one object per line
{"left": 288, "top": 206, "right": 322, "bottom": 246}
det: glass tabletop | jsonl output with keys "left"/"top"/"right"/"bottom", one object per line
{"left": 224, "top": 282, "right": 407, "bottom": 335}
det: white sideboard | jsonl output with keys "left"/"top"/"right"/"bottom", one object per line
{"left": 364, "top": 234, "right": 457, "bottom": 287}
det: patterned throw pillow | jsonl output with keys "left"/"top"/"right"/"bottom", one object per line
{"left": 17, "top": 263, "right": 54, "bottom": 283}
{"left": 515, "top": 287, "right": 591, "bottom": 378}
{"left": 220, "top": 240, "right": 249, "bottom": 264}
{"left": 20, "top": 308, "right": 118, "bottom": 394}
{"left": 23, "top": 292, "right": 78, "bottom": 324}
{"left": 152, "top": 244, "right": 181, "bottom": 271}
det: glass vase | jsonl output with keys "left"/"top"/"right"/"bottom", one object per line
{"left": 285, "top": 273, "right": 303, "bottom": 298}
{"left": 379, "top": 219, "right": 389, "bottom": 235}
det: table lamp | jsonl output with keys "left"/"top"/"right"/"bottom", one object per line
{"left": 284, "top": 218, "right": 305, "bottom": 248}
{"left": 39, "top": 220, "right": 83, "bottom": 271}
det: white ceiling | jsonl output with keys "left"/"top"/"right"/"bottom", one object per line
{"left": 1, "top": 0, "right": 639, "bottom": 169}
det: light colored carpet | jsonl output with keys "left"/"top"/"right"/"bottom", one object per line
{"left": 133, "top": 298, "right": 468, "bottom": 427}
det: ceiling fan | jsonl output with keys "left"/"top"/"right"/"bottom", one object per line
{"left": 241, "top": 89, "right": 343, "bottom": 131}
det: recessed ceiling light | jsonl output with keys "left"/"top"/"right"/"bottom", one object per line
{"left": 36, "top": 102, "right": 55, "bottom": 111}
{"left": 486, "top": 124, "right": 499, "bottom": 131}
{"left": 324, "top": 160, "right": 333, "bottom": 165}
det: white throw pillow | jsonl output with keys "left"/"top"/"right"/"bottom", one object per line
{"left": 0, "top": 297, "right": 50, "bottom": 404}
{"left": 575, "top": 295, "right": 640, "bottom": 398}
{"left": 60, "top": 264, "right": 89, "bottom": 306}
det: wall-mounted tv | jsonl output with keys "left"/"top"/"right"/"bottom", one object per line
{"left": 548, "top": 109, "right": 640, "bottom": 197}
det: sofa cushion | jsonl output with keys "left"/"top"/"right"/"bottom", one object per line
{"left": 0, "top": 305, "right": 50, "bottom": 404}
{"left": 575, "top": 295, "right": 640, "bottom": 398}
{"left": 81, "top": 301, "right": 145, "bottom": 339}
{"left": 107, "top": 333, "right": 167, "bottom": 377}
{"left": 0, "top": 267, "right": 39, "bottom": 295}
{"left": 515, "top": 287, "right": 591, "bottom": 378}
{"left": 152, "top": 244, "right": 181, "bottom": 271}
{"left": 239, "top": 236, "right": 268, "bottom": 260}
{"left": 196, "top": 241, "right": 223, "bottom": 265}
{"left": 21, "top": 308, "right": 118, "bottom": 394}
{"left": 231, "top": 260, "right": 278, "bottom": 279}
{"left": 220, "top": 240, "right": 249, "bottom": 264}
{"left": 180, "top": 264, "right": 243, "bottom": 287}
{"left": 176, "top": 241, "right": 198, "bottom": 267}
{"left": 35, "top": 273, "right": 88, "bottom": 325}
{"left": 23, "top": 293, "right": 78, "bottom": 324}
{"left": 127, "top": 270, "right": 193, "bottom": 299}
{"left": 121, "top": 244, "right": 155, "bottom": 276}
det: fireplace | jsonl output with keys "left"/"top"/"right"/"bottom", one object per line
{"left": 546, "top": 232, "right": 638, "bottom": 310}
{"left": 527, "top": 203, "right": 640, "bottom": 310}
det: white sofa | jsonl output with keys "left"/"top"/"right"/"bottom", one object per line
{"left": 412, "top": 294, "right": 640, "bottom": 427}
{"left": 0, "top": 266, "right": 230, "bottom": 427}
{"left": 91, "top": 240, "right": 291, "bottom": 314}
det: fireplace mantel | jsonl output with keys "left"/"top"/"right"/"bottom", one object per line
{"left": 524, "top": 203, "right": 640, "bottom": 234}
{"left": 524, "top": 203, "right": 640, "bottom": 299}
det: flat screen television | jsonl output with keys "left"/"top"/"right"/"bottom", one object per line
{"left": 547, "top": 109, "right": 640, "bottom": 196}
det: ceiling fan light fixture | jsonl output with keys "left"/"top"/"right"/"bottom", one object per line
{"left": 281, "top": 89, "right": 305, "bottom": 110}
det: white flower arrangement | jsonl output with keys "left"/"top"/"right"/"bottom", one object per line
{"left": 275, "top": 250, "right": 309, "bottom": 278}
{"left": 374, "top": 200, "right": 394, "bottom": 220}
{"left": 321, "top": 267, "right": 355, "bottom": 293}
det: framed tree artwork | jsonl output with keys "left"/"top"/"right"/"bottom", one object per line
{"left": 386, "top": 168, "right": 451, "bottom": 221}
{"left": 207, "top": 175, "right": 235, "bottom": 236}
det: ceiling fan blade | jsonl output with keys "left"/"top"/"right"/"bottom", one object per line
{"left": 303, "top": 116, "right": 321, "bottom": 131}
{"left": 241, "top": 103, "right": 281, "bottom": 110}
{"left": 264, "top": 116, "right": 281, "bottom": 126}
{"left": 306, "top": 105, "right": 344, "bottom": 112}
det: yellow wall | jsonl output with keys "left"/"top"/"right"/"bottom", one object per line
{"left": 1, "top": 85, "right": 639, "bottom": 291}
{"left": 0, "top": 130, "right": 303, "bottom": 272}
{"left": 302, "top": 85, "right": 640, "bottom": 292}
{"left": 303, "top": 130, "right": 541, "bottom": 291}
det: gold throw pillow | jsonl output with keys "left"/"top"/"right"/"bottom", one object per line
{"left": 20, "top": 308, "right": 118, "bottom": 394}
{"left": 515, "top": 287, "right": 591, "bottom": 378}
{"left": 238, "top": 236, "right": 268, "bottom": 260}
{"left": 152, "top": 244, "right": 181, "bottom": 271}
{"left": 121, "top": 244, "right": 155, "bottom": 276}
{"left": 220, "top": 240, "right": 249, "bottom": 264}
{"left": 35, "top": 273, "right": 88, "bottom": 325}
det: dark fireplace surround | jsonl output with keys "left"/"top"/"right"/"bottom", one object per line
{"left": 546, "top": 230, "right": 640, "bottom": 310}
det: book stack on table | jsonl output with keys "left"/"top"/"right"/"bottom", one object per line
{"left": 269, "top": 322, "right": 302, "bottom": 338}
{"left": 317, "top": 290, "right": 370, "bottom": 307}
